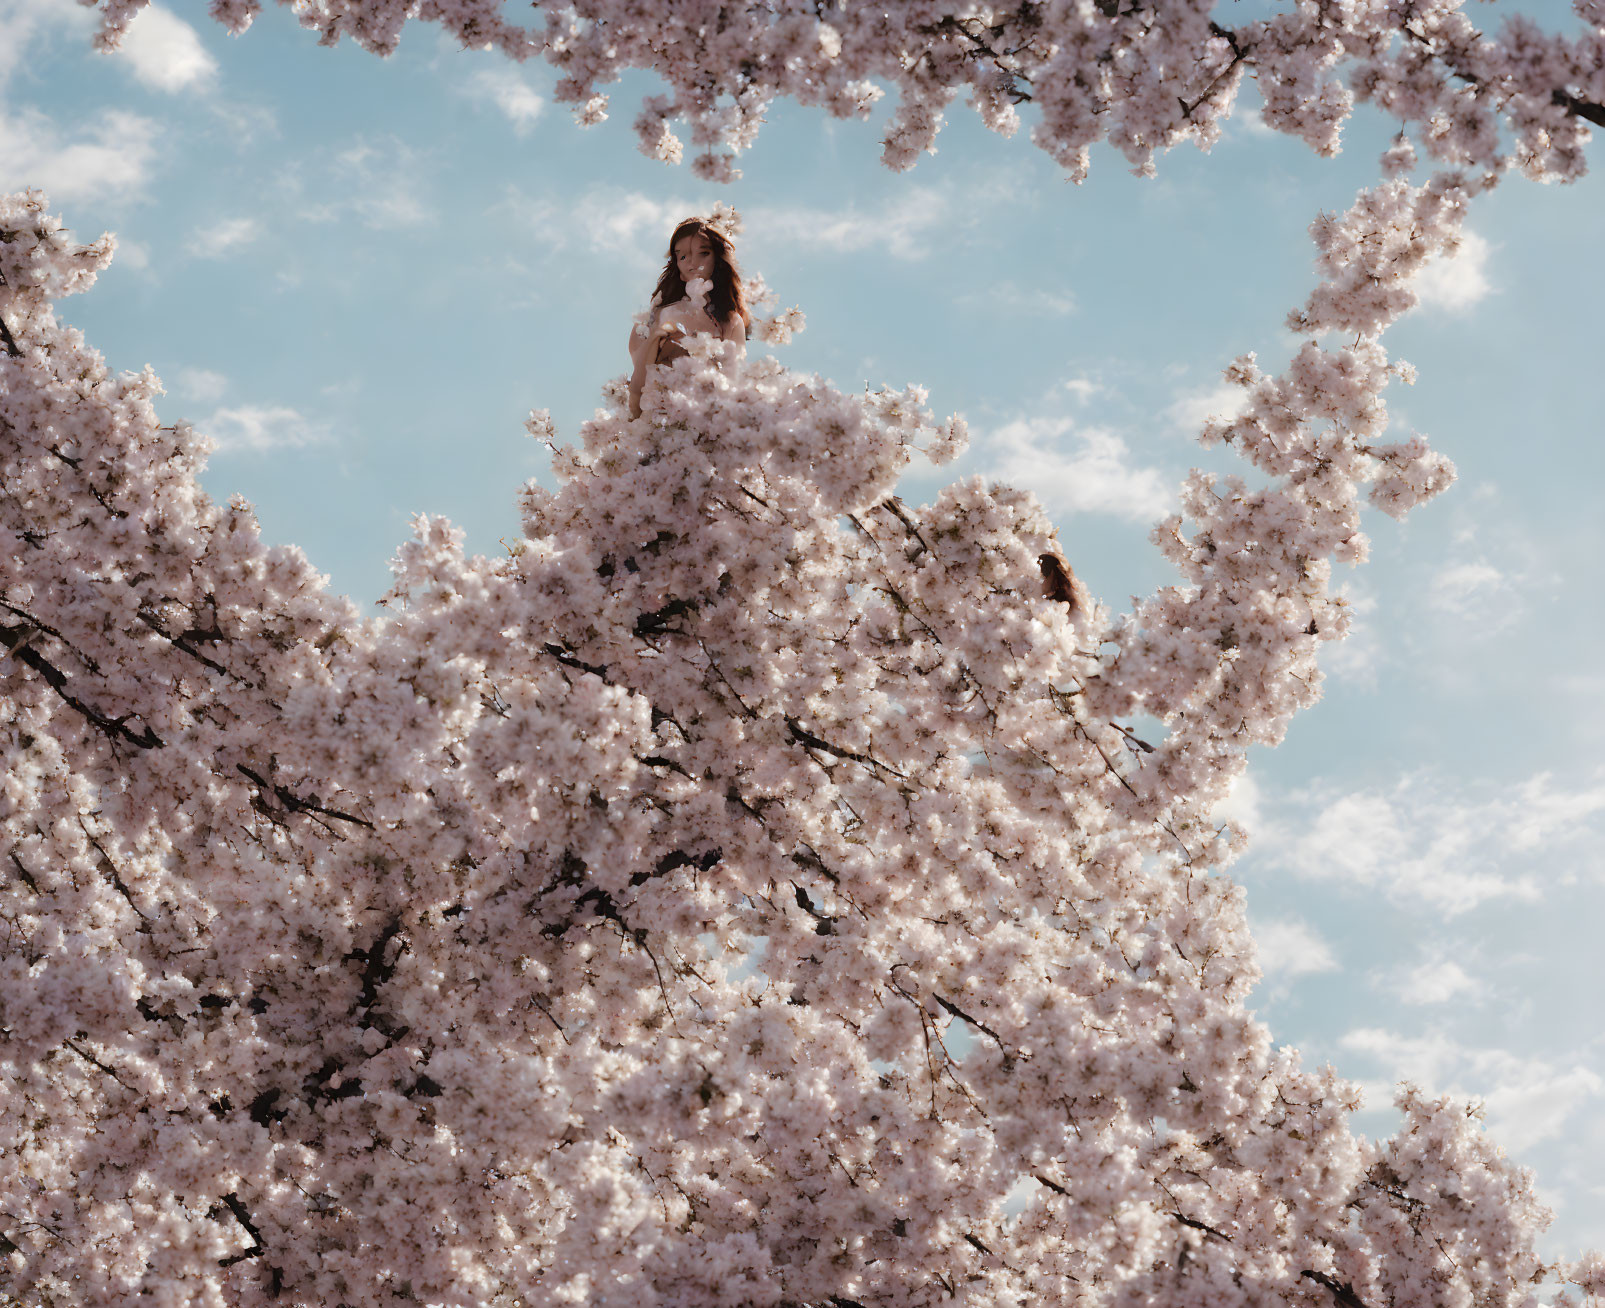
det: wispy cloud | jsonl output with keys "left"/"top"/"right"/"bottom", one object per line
{"left": 1428, "top": 557, "right": 1510, "bottom": 619}
{"left": 1340, "top": 1027, "right": 1603, "bottom": 1153}
{"left": 498, "top": 183, "right": 967, "bottom": 274}
{"left": 494, "top": 187, "right": 692, "bottom": 267}
{"left": 1252, "top": 917, "right": 1339, "bottom": 980}
{"left": 956, "top": 280, "right": 1075, "bottom": 317}
{"left": 113, "top": 3, "right": 217, "bottom": 93}
{"left": 204, "top": 404, "right": 329, "bottom": 453}
{"left": 577, "top": 191, "right": 692, "bottom": 259}
{"left": 189, "top": 216, "right": 260, "bottom": 258}
{"left": 1396, "top": 956, "right": 1484, "bottom": 1006}
{"left": 296, "top": 139, "right": 435, "bottom": 229}
{"left": 1053, "top": 376, "right": 1101, "bottom": 404}
{"left": 1324, "top": 584, "right": 1382, "bottom": 690}
{"left": 175, "top": 367, "right": 228, "bottom": 404}
{"left": 750, "top": 187, "right": 953, "bottom": 260}
{"left": 112, "top": 237, "right": 151, "bottom": 273}
{"left": 465, "top": 66, "right": 543, "bottom": 136}
{"left": 1165, "top": 378, "right": 1250, "bottom": 438}
{"left": 0, "top": 0, "right": 91, "bottom": 93}
{"left": 0, "top": 106, "right": 160, "bottom": 205}
{"left": 1414, "top": 230, "right": 1493, "bottom": 313}
{"left": 1260, "top": 769, "right": 1605, "bottom": 915}
{"left": 987, "top": 417, "right": 1172, "bottom": 523}
{"left": 1215, "top": 770, "right": 1264, "bottom": 834}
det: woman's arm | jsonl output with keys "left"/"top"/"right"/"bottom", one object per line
{"left": 627, "top": 307, "right": 666, "bottom": 419}
{"left": 627, "top": 346, "right": 649, "bottom": 419}
{"left": 718, "top": 314, "right": 747, "bottom": 372}
{"left": 628, "top": 318, "right": 687, "bottom": 419}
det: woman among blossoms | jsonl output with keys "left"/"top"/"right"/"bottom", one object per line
{"left": 627, "top": 216, "right": 750, "bottom": 418}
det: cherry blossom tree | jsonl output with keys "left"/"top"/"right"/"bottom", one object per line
{"left": 88, "top": 0, "right": 1605, "bottom": 183}
{"left": 3, "top": 1, "right": 1604, "bottom": 1305}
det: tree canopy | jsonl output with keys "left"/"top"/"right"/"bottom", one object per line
{"left": 3, "top": 2, "right": 1603, "bottom": 1305}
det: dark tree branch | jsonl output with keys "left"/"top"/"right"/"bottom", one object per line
{"left": 1301, "top": 1269, "right": 1371, "bottom": 1308}
{"left": 1, "top": 600, "right": 99, "bottom": 671}
{"left": 215, "top": 1193, "right": 265, "bottom": 1267}
{"left": 632, "top": 847, "right": 722, "bottom": 886}
{"left": 235, "top": 764, "right": 373, "bottom": 829}
{"left": 345, "top": 917, "right": 407, "bottom": 1029}
{"left": 542, "top": 641, "right": 610, "bottom": 680}
{"left": 1168, "top": 1210, "right": 1231, "bottom": 1243}
{"left": 792, "top": 882, "right": 836, "bottom": 935}
{"left": 137, "top": 607, "right": 235, "bottom": 679}
{"left": 1554, "top": 89, "right": 1605, "bottom": 129}
{"left": 9, "top": 850, "right": 40, "bottom": 894}
{"left": 63, "top": 1038, "right": 134, "bottom": 1090}
{"left": 635, "top": 597, "right": 697, "bottom": 638}
{"left": 790, "top": 843, "right": 840, "bottom": 885}
{"left": 785, "top": 715, "right": 905, "bottom": 778}
{"left": 932, "top": 994, "right": 1003, "bottom": 1047}
{"left": 876, "top": 495, "right": 932, "bottom": 558}
{"left": 6, "top": 638, "right": 163, "bottom": 749}
{"left": 82, "top": 823, "right": 150, "bottom": 921}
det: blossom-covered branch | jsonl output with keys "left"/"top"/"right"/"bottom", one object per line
{"left": 85, "top": 0, "right": 1605, "bottom": 182}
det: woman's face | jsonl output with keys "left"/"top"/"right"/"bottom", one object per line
{"left": 674, "top": 232, "right": 715, "bottom": 286}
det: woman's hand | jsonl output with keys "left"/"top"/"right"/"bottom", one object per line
{"left": 657, "top": 303, "right": 720, "bottom": 339}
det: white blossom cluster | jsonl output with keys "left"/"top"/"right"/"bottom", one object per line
{"left": 1, "top": 173, "right": 1599, "bottom": 1307}
{"left": 84, "top": 0, "right": 1605, "bottom": 183}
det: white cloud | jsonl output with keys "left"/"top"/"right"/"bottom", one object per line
{"left": 1215, "top": 770, "right": 1264, "bottom": 834}
{"left": 751, "top": 187, "right": 952, "bottom": 260}
{"left": 1504, "top": 772, "right": 1605, "bottom": 854}
{"left": 1165, "top": 379, "right": 1250, "bottom": 437}
{"left": 1480, "top": 1066, "right": 1604, "bottom": 1154}
{"left": 175, "top": 367, "right": 228, "bottom": 403}
{"left": 1324, "top": 585, "right": 1382, "bottom": 689}
{"left": 0, "top": 0, "right": 91, "bottom": 92}
{"left": 296, "top": 139, "right": 435, "bottom": 229}
{"left": 1252, "top": 917, "right": 1339, "bottom": 979}
{"left": 206, "top": 97, "right": 278, "bottom": 144}
{"left": 204, "top": 405, "right": 328, "bottom": 453}
{"left": 1428, "top": 558, "right": 1509, "bottom": 617}
{"left": 987, "top": 417, "right": 1172, "bottom": 523}
{"left": 1398, "top": 958, "right": 1482, "bottom": 1005}
{"left": 189, "top": 216, "right": 260, "bottom": 258}
{"left": 578, "top": 191, "right": 692, "bottom": 260}
{"left": 1263, "top": 769, "right": 1605, "bottom": 915}
{"left": 956, "top": 280, "right": 1075, "bottom": 317}
{"left": 1054, "top": 377, "right": 1101, "bottom": 404}
{"left": 1340, "top": 1027, "right": 1603, "bottom": 1154}
{"left": 466, "top": 66, "right": 543, "bottom": 136}
{"left": 1414, "top": 230, "right": 1493, "bottom": 313}
{"left": 0, "top": 106, "right": 159, "bottom": 205}
{"left": 494, "top": 187, "right": 694, "bottom": 268}
{"left": 113, "top": 3, "right": 217, "bottom": 92}
{"left": 496, "top": 184, "right": 962, "bottom": 273}
{"left": 112, "top": 237, "right": 151, "bottom": 272}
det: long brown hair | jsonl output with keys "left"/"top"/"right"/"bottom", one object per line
{"left": 649, "top": 218, "right": 751, "bottom": 331}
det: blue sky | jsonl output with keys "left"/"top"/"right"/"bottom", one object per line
{"left": 5, "top": 0, "right": 1602, "bottom": 1259}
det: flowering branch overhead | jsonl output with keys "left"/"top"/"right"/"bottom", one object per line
{"left": 83, "top": 0, "right": 1605, "bottom": 182}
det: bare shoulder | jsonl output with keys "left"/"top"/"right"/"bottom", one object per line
{"left": 722, "top": 313, "right": 748, "bottom": 341}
